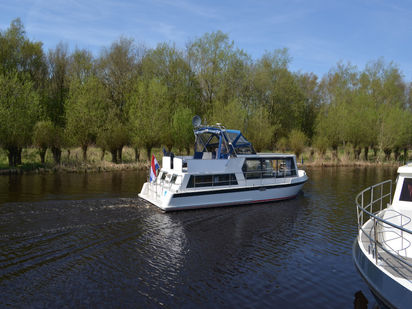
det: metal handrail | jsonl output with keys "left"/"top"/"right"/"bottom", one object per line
{"left": 356, "top": 179, "right": 412, "bottom": 271}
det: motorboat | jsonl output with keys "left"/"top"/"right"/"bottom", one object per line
{"left": 353, "top": 163, "right": 412, "bottom": 308}
{"left": 139, "top": 117, "right": 308, "bottom": 211}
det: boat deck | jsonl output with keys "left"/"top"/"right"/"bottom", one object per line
{"left": 360, "top": 219, "right": 412, "bottom": 281}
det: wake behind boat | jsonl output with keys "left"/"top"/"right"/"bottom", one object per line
{"left": 139, "top": 116, "right": 308, "bottom": 211}
{"left": 353, "top": 163, "right": 412, "bottom": 308}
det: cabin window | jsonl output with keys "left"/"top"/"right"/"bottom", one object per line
{"left": 242, "top": 158, "right": 297, "bottom": 179}
{"left": 400, "top": 178, "right": 412, "bottom": 201}
{"left": 242, "top": 159, "right": 262, "bottom": 179}
{"left": 170, "top": 174, "right": 178, "bottom": 184}
{"left": 187, "top": 174, "right": 238, "bottom": 188}
{"left": 276, "top": 158, "right": 297, "bottom": 177}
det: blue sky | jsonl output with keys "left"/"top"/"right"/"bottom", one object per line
{"left": 1, "top": 0, "right": 412, "bottom": 79}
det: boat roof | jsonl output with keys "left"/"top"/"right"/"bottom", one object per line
{"left": 398, "top": 163, "right": 412, "bottom": 175}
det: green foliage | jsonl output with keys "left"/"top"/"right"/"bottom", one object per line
{"left": 0, "top": 73, "right": 41, "bottom": 165}
{"left": 313, "top": 135, "right": 329, "bottom": 157}
{"left": 46, "top": 43, "right": 70, "bottom": 126}
{"left": 97, "top": 110, "right": 129, "bottom": 163}
{"left": 98, "top": 37, "right": 139, "bottom": 112}
{"left": 288, "top": 129, "right": 307, "bottom": 158}
{"left": 246, "top": 106, "right": 277, "bottom": 152}
{"left": 210, "top": 99, "right": 247, "bottom": 131}
{"left": 128, "top": 78, "right": 169, "bottom": 159}
{"left": 33, "top": 120, "right": 54, "bottom": 148}
{"left": 172, "top": 106, "right": 194, "bottom": 154}
{"left": 65, "top": 76, "right": 110, "bottom": 160}
{"left": 188, "top": 31, "right": 242, "bottom": 113}
{"left": 1, "top": 19, "right": 412, "bottom": 166}
{"left": 0, "top": 18, "right": 47, "bottom": 88}
{"left": 142, "top": 43, "right": 201, "bottom": 113}
{"left": 277, "top": 137, "right": 288, "bottom": 152}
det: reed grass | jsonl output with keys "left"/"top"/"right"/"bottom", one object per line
{"left": 0, "top": 145, "right": 405, "bottom": 174}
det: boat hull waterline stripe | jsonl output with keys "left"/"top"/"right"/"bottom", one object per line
{"left": 161, "top": 194, "right": 298, "bottom": 211}
{"left": 172, "top": 180, "right": 307, "bottom": 198}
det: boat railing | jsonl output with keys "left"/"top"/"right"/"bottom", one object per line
{"left": 356, "top": 179, "right": 412, "bottom": 269}
{"left": 146, "top": 175, "right": 183, "bottom": 198}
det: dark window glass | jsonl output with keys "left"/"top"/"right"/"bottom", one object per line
{"left": 187, "top": 174, "right": 238, "bottom": 188}
{"left": 262, "top": 159, "right": 275, "bottom": 178}
{"left": 195, "top": 175, "right": 213, "bottom": 187}
{"left": 171, "top": 174, "right": 177, "bottom": 184}
{"left": 214, "top": 174, "right": 229, "bottom": 186}
{"left": 276, "top": 158, "right": 297, "bottom": 177}
{"left": 230, "top": 174, "right": 238, "bottom": 185}
{"left": 400, "top": 178, "right": 412, "bottom": 201}
{"left": 242, "top": 159, "right": 262, "bottom": 179}
{"left": 161, "top": 172, "right": 167, "bottom": 180}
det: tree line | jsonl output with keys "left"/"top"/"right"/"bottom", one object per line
{"left": 1, "top": 18, "right": 411, "bottom": 167}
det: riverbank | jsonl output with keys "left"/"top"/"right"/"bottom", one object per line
{"left": 0, "top": 146, "right": 405, "bottom": 175}
{"left": 0, "top": 147, "right": 151, "bottom": 175}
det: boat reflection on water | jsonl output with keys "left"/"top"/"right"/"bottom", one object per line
{"left": 353, "top": 290, "right": 369, "bottom": 309}
{"left": 136, "top": 196, "right": 305, "bottom": 307}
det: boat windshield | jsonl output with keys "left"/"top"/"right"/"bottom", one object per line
{"left": 194, "top": 127, "right": 255, "bottom": 159}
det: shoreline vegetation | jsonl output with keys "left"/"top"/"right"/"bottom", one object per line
{"left": 1, "top": 19, "right": 412, "bottom": 175}
{"left": 0, "top": 146, "right": 404, "bottom": 175}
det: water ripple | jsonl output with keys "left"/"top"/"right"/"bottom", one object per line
{"left": 0, "top": 167, "right": 398, "bottom": 307}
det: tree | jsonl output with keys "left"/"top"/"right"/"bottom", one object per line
{"left": 314, "top": 104, "right": 343, "bottom": 159}
{"left": 251, "top": 49, "right": 306, "bottom": 142}
{"left": 68, "top": 48, "right": 95, "bottom": 83}
{"left": 295, "top": 72, "right": 321, "bottom": 141}
{"left": 171, "top": 106, "right": 195, "bottom": 154}
{"left": 245, "top": 106, "right": 277, "bottom": 152}
{"left": 128, "top": 78, "right": 169, "bottom": 159}
{"left": 209, "top": 99, "right": 247, "bottom": 131}
{"left": 46, "top": 42, "right": 70, "bottom": 127}
{"left": 187, "top": 31, "right": 237, "bottom": 114}
{"left": 65, "top": 76, "right": 109, "bottom": 161}
{"left": 97, "top": 37, "right": 142, "bottom": 159}
{"left": 0, "top": 18, "right": 47, "bottom": 89}
{"left": 97, "top": 109, "right": 129, "bottom": 163}
{"left": 0, "top": 74, "right": 41, "bottom": 166}
{"left": 288, "top": 129, "right": 307, "bottom": 159}
{"left": 33, "top": 120, "right": 54, "bottom": 164}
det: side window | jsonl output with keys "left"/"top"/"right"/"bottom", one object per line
{"left": 400, "top": 178, "right": 412, "bottom": 201}
{"left": 170, "top": 174, "right": 178, "bottom": 184}
{"left": 187, "top": 174, "right": 238, "bottom": 188}
{"left": 195, "top": 175, "right": 213, "bottom": 187}
{"left": 276, "top": 158, "right": 296, "bottom": 177}
{"left": 214, "top": 174, "right": 229, "bottom": 186}
{"left": 286, "top": 158, "right": 296, "bottom": 176}
{"left": 242, "top": 159, "right": 262, "bottom": 179}
{"left": 229, "top": 174, "right": 238, "bottom": 185}
{"left": 262, "top": 159, "right": 275, "bottom": 178}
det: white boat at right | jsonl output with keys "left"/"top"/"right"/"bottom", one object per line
{"left": 353, "top": 163, "right": 412, "bottom": 308}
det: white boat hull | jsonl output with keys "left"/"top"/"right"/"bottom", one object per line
{"left": 139, "top": 179, "right": 306, "bottom": 211}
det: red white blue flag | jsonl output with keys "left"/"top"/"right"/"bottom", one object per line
{"left": 150, "top": 155, "right": 160, "bottom": 182}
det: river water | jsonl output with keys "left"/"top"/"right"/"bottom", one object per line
{"left": 0, "top": 166, "right": 397, "bottom": 308}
